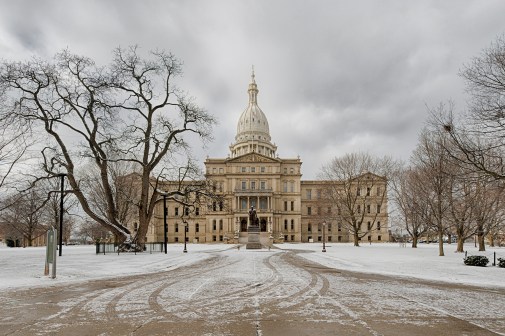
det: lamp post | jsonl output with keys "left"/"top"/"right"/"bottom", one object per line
{"left": 183, "top": 220, "right": 188, "bottom": 253}
{"left": 156, "top": 190, "right": 169, "bottom": 254}
{"left": 322, "top": 221, "right": 327, "bottom": 252}
{"left": 58, "top": 173, "right": 66, "bottom": 257}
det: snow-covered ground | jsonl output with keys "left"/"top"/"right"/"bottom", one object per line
{"left": 0, "top": 242, "right": 503, "bottom": 290}
{"left": 278, "top": 242, "right": 505, "bottom": 288}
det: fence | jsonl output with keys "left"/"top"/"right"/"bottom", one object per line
{"left": 95, "top": 242, "right": 165, "bottom": 255}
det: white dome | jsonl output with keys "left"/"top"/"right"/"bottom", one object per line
{"left": 235, "top": 71, "right": 271, "bottom": 143}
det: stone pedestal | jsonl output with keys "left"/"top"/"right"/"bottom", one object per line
{"left": 246, "top": 225, "right": 262, "bottom": 249}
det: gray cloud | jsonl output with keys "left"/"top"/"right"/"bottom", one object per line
{"left": 1, "top": 0, "right": 504, "bottom": 178}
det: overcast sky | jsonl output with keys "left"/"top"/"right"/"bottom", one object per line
{"left": 1, "top": 0, "right": 504, "bottom": 179}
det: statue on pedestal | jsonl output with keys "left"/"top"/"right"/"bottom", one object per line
{"left": 248, "top": 206, "right": 259, "bottom": 226}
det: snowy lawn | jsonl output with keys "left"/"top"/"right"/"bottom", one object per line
{"left": 1, "top": 242, "right": 503, "bottom": 290}
{"left": 0, "top": 243, "right": 234, "bottom": 290}
{"left": 276, "top": 242, "right": 505, "bottom": 288}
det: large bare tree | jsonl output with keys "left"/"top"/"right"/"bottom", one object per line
{"left": 0, "top": 46, "right": 216, "bottom": 249}
{"left": 319, "top": 152, "right": 392, "bottom": 247}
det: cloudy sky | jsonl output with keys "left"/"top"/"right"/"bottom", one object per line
{"left": 1, "top": 0, "right": 504, "bottom": 179}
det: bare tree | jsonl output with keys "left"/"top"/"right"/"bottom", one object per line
{"left": 0, "top": 190, "right": 47, "bottom": 247}
{"left": 411, "top": 128, "right": 453, "bottom": 256}
{"left": 0, "top": 46, "right": 216, "bottom": 249}
{"left": 389, "top": 166, "right": 429, "bottom": 248}
{"left": 441, "top": 35, "right": 505, "bottom": 180}
{"left": 319, "top": 152, "right": 392, "bottom": 247}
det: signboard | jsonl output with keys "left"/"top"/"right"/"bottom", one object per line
{"left": 44, "top": 227, "right": 57, "bottom": 278}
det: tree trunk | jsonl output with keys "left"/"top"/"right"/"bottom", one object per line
{"left": 438, "top": 230, "right": 444, "bottom": 256}
{"left": 456, "top": 238, "right": 464, "bottom": 252}
{"left": 412, "top": 235, "right": 418, "bottom": 248}
{"left": 478, "top": 233, "right": 485, "bottom": 251}
{"left": 489, "top": 235, "right": 495, "bottom": 247}
{"left": 353, "top": 231, "right": 360, "bottom": 247}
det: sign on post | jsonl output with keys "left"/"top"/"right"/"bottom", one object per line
{"left": 44, "top": 227, "right": 57, "bottom": 279}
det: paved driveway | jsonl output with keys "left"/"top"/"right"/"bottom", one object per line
{"left": 1, "top": 249, "right": 504, "bottom": 335}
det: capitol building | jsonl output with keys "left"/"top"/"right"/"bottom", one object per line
{"left": 148, "top": 72, "right": 389, "bottom": 245}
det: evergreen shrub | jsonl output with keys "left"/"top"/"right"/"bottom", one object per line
{"left": 498, "top": 258, "right": 505, "bottom": 268}
{"left": 463, "top": 256, "right": 489, "bottom": 267}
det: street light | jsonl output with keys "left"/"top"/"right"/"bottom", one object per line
{"left": 183, "top": 219, "right": 188, "bottom": 253}
{"left": 156, "top": 190, "right": 169, "bottom": 254}
{"left": 58, "top": 173, "right": 66, "bottom": 257}
{"left": 322, "top": 221, "right": 327, "bottom": 252}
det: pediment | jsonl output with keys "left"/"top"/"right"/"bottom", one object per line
{"left": 227, "top": 152, "right": 280, "bottom": 163}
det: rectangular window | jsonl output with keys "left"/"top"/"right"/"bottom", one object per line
{"left": 377, "top": 204, "right": 381, "bottom": 213}
{"left": 284, "top": 220, "right": 288, "bottom": 231}
{"left": 251, "top": 167, "right": 256, "bottom": 172}
{"left": 290, "top": 182, "right": 294, "bottom": 192}
{"left": 175, "top": 237, "right": 179, "bottom": 242}
{"left": 338, "top": 223, "right": 342, "bottom": 231}
{"left": 260, "top": 181, "right": 266, "bottom": 190}
{"left": 283, "top": 182, "right": 288, "bottom": 192}
{"left": 212, "top": 168, "right": 216, "bottom": 174}
{"left": 212, "top": 220, "right": 216, "bottom": 230}
{"left": 213, "top": 235, "right": 217, "bottom": 241}
{"left": 357, "top": 188, "right": 361, "bottom": 196}
{"left": 308, "top": 224, "right": 312, "bottom": 232}
{"left": 219, "top": 168, "right": 224, "bottom": 174}
{"left": 328, "top": 223, "right": 332, "bottom": 231}
{"left": 318, "top": 236, "right": 322, "bottom": 242}
{"left": 357, "top": 205, "right": 361, "bottom": 213}
{"left": 251, "top": 181, "right": 256, "bottom": 190}
{"left": 284, "top": 201, "right": 288, "bottom": 211}
{"left": 175, "top": 207, "right": 179, "bottom": 216}
{"left": 195, "top": 207, "right": 200, "bottom": 216}
{"left": 327, "top": 207, "right": 331, "bottom": 214}
{"left": 212, "top": 202, "right": 217, "bottom": 211}
{"left": 291, "top": 201, "right": 294, "bottom": 211}
{"left": 195, "top": 224, "right": 199, "bottom": 233}
{"left": 219, "top": 235, "right": 223, "bottom": 242}
{"left": 367, "top": 187, "right": 371, "bottom": 196}
{"left": 328, "top": 236, "right": 332, "bottom": 242}
{"left": 241, "top": 181, "right": 246, "bottom": 190}
{"left": 241, "top": 198, "right": 247, "bottom": 210}
{"left": 377, "top": 221, "right": 381, "bottom": 230}
{"left": 261, "top": 166, "right": 265, "bottom": 173}
{"left": 175, "top": 224, "right": 179, "bottom": 233}
{"left": 377, "top": 187, "right": 382, "bottom": 196}
{"left": 367, "top": 221, "right": 371, "bottom": 231}
{"left": 307, "top": 206, "right": 312, "bottom": 215}
{"left": 338, "top": 236, "right": 342, "bottom": 242}
{"left": 241, "top": 167, "right": 246, "bottom": 173}
{"left": 219, "top": 220, "right": 223, "bottom": 230}
{"left": 285, "top": 235, "right": 289, "bottom": 241}
{"left": 378, "top": 235, "right": 382, "bottom": 241}
{"left": 290, "top": 168, "right": 294, "bottom": 174}
{"left": 306, "top": 189, "right": 312, "bottom": 200}
{"left": 283, "top": 168, "right": 288, "bottom": 174}
{"left": 317, "top": 189, "right": 321, "bottom": 199}
{"left": 368, "top": 235, "right": 371, "bottom": 241}
{"left": 367, "top": 205, "right": 371, "bottom": 214}
{"left": 291, "top": 220, "right": 294, "bottom": 230}
{"left": 291, "top": 235, "right": 295, "bottom": 241}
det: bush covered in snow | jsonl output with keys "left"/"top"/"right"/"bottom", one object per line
{"left": 498, "top": 258, "right": 505, "bottom": 268}
{"left": 464, "top": 256, "right": 489, "bottom": 267}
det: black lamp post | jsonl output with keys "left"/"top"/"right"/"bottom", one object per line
{"left": 162, "top": 193, "right": 168, "bottom": 254}
{"left": 322, "top": 221, "right": 327, "bottom": 253}
{"left": 58, "top": 173, "right": 66, "bottom": 257}
{"left": 183, "top": 220, "right": 188, "bottom": 253}
{"left": 156, "top": 190, "right": 169, "bottom": 254}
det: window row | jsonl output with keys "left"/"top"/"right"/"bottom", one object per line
{"left": 241, "top": 180, "right": 268, "bottom": 190}
{"left": 356, "top": 186, "right": 383, "bottom": 197}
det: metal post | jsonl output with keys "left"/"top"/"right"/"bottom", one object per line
{"left": 184, "top": 222, "right": 188, "bottom": 253}
{"left": 59, "top": 174, "right": 65, "bottom": 257}
{"left": 322, "top": 221, "right": 326, "bottom": 252}
{"left": 163, "top": 194, "right": 168, "bottom": 254}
